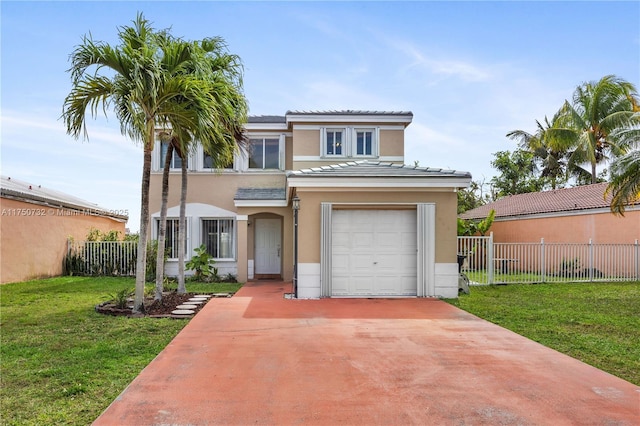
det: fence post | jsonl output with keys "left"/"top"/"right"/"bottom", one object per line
{"left": 540, "top": 238, "right": 545, "bottom": 283}
{"left": 635, "top": 239, "right": 639, "bottom": 281}
{"left": 487, "top": 232, "right": 494, "bottom": 284}
{"left": 588, "top": 238, "right": 594, "bottom": 282}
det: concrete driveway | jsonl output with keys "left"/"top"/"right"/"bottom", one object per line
{"left": 94, "top": 281, "right": 639, "bottom": 425}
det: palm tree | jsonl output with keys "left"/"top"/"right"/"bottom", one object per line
{"left": 63, "top": 14, "right": 235, "bottom": 312}
{"left": 606, "top": 149, "right": 640, "bottom": 215}
{"left": 507, "top": 115, "right": 568, "bottom": 190}
{"left": 153, "top": 131, "right": 174, "bottom": 300}
{"left": 549, "top": 75, "right": 639, "bottom": 184}
{"left": 174, "top": 40, "right": 248, "bottom": 293}
{"left": 150, "top": 36, "right": 248, "bottom": 294}
{"left": 605, "top": 115, "right": 640, "bottom": 215}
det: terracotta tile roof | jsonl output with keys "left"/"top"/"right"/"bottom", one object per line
{"left": 459, "top": 183, "right": 619, "bottom": 220}
{"left": 1, "top": 175, "right": 128, "bottom": 220}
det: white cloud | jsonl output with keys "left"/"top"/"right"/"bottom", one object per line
{"left": 2, "top": 109, "right": 142, "bottom": 232}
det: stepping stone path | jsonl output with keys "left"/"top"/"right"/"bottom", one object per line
{"left": 169, "top": 293, "right": 232, "bottom": 319}
{"left": 171, "top": 309, "right": 196, "bottom": 316}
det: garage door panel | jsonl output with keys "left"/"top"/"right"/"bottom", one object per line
{"left": 400, "top": 276, "right": 418, "bottom": 294}
{"left": 352, "top": 233, "right": 375, "bottom": 250}
{"left": 353, "top": 277, "right": 375, "bottom": 294}
{"left": 375, "top": 233, "right": 403, "bottom": 251}
{"left": 376, "top": 276, "right": 404, "bottom": 294}
{"left": 331, "top": 276, "right": 349, "bottom": 296}
{"left": 401, "top": 232, "right": 417, "bottom": 249}
{"left": 351, "top": 254, "right": 374, "bottom": 270}
{"left": 332, "top": 254, "right": 349, "bottom": 271}
{"left": 332, "top": 232, "right": 350, "bottom": 249}
{"left": 331, "top": 210, "right": 417, "bottom": 297}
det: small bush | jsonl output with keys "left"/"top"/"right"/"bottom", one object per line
{"left": 185, "top": 245, "right": 216, "bottom": 281}
{"left": 107, "top": 287, "right": 133, "bottom": 309}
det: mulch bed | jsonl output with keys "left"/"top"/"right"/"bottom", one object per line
{"left": 95, "top": 292, "right": 231, "bottom": 318}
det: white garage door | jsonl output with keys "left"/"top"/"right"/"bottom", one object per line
{"left": 331, "top": 210, "right": 417, "bottom": 297}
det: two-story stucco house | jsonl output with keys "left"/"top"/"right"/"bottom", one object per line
{"left": 149, "top": 110, "right": 471, "bottom": 298}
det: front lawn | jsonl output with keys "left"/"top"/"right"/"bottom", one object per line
{"left": 0, "top": 276, "right": 242, "bottom": 425}
{"left": 446, "top": 281, "right": 640, "bottom": 385}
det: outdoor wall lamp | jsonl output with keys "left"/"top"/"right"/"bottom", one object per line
{"left": 292, "top": 195, "right": 300, "bottom": 298}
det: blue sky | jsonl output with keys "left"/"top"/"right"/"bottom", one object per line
{"left": 2, "top": 1, "right": 639, "bottom": 232}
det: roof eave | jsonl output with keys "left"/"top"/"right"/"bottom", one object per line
{"left": 287, "top": 176, "right": 472, "bottom": 189}
{"left": 1, "top": 189, "right": 128, "bottom": 222}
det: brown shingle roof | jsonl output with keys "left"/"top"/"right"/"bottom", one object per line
{"left": 460, "top": 183, "right": 617, "bottom": 220}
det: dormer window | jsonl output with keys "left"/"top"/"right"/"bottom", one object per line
{"left": 325, "top": 129, "right": 344, "bottom": 156}
{"left": 322, "top": 127, "right": 377, "bottom": 158}
{"left": 355, "top": 129, "right": 375, "bottom": 156}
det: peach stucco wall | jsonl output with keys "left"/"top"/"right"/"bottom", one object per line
{"left": 295, "top": 188, "right": 458, "bottom": 264}
{"left": 1, "top": 198, "right": 127, "bottom": 284}
{"left": 488, "top": 210, "right": 640, "bottom": 244}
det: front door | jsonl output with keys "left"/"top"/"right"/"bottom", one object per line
{"left": 255, "top": 218, "right": 281, "bottom": 276}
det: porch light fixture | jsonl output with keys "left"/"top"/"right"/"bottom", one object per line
{"left": 292, "top": 195, "right": 300, "bottom": 298}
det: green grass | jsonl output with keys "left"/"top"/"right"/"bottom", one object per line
{"left": 446, "top": 281, "right": 640, "bottom": 385}
{"left": 0, "top": 276, "right": 242, "bottom": 425}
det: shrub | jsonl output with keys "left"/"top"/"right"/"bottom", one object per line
{"left": 185, "top": 245, "right": 216, "bottom": 281}
{"left": 107, "top": 287, "right": 133, "bottom": 309}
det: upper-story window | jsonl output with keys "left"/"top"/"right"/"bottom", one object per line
{"left": 322, "top": 128, "right": 377, "bottom": 158}
{"left": 203, "top": 152, "right": 234, "bottom": 170}
{"left": 160, "top": 141, "right": 188, "bottom": 169}
{"left": 355, "top": 129, "right": 375, "bottom": 156}
{"left": 325, "top": 129, "right": 344, "bottom": 156}
{"left": 249, "top": 137, "right": 280, "bottom": 169}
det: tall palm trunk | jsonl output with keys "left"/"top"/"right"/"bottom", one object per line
{"left": 155, "top": 143, "right": 174, "bottom": 300}
{"left": 133, "top": 133, "right": 154, "bottom": 313}
{"left": 177, "top": 157, "right": 188, "bottom": 294}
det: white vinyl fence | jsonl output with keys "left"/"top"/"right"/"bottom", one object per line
{"left": 65, "top": 240, "right": 137, "bottom": 276}
{"left": 457, "top": 233, "right": 640, "bottom": 284}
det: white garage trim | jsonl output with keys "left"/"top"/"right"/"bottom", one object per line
{"left": 320, "top": 203, "right": 435, "bottom": 298}
{"left": 320, "top": 203, "right": 332, "bottom": 297}
{"left": 417, "top": 203, "right": 436, "bottom": 297}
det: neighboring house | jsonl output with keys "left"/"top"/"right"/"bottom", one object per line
{"left": 459, "top": 183, "right": 640, "bottom": 244}
{"left": 149, "top": 110, "right": 471, "bottom": 298}
{"left": 0, "top": 176, "right": 128, "bottom": 284}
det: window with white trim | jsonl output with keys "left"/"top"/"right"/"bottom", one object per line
{"left": 249, "top": 138, "right": 280, "bottom": 169}
{"left": 202, "top": 219, "right": 235, "bottom": 259}
{"left": 355, "top": 129, "right": 375, "bottom": 156}
{"left": 324, "top": 129, "right": 345, "bottom": 156}
{"left": 322, "top": 127, "right": 378, "bottom": 158}
{"left": 160, "top": 141, "right": 187, "bottom": 169}
{"left": 203, "top": 151, "right": 233, "bottom": 170}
